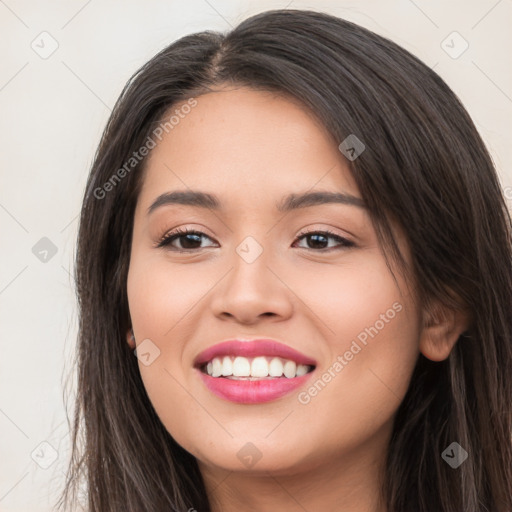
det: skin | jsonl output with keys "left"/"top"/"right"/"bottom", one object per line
{"left": 126, "top": 86, "right": 468, "bottom": 511}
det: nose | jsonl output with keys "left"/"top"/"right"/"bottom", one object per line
{"left": 210, "top": 242, "right": 294, "bottom": 325}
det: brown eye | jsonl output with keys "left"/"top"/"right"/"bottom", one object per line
{"left": 293, "top": 230, "right": 355, "bottom": 251}
{"left": 156, "top": 228, "right": 217, "bottom": 251}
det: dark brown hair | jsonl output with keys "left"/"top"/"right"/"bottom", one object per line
{"left": 57, "top": 9, "right": 512, "bottom": 512}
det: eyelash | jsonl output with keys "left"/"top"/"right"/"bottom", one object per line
{"left": 155, "top": 227, "right": 355, "bottom": 253}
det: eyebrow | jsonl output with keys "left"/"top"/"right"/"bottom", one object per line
{"left": 147, "top": 189, "right": 366, "bottom": 215}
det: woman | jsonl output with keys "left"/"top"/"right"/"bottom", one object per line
{"left": 58, "top": 9, "right": 512, "bottom": 512}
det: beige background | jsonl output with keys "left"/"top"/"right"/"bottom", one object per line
{"left": 0, "top": 1, "right": 510, "bottom": 510}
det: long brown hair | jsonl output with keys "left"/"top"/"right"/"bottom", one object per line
{"left": 57, "top": 9, "right": 512, "bottom": 511}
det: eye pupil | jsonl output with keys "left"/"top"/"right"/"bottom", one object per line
{"left": 308, "top": 234, "right": 328, "bottom": 249}
{"left": 180, "top": 233, "right": 202, "bottom": 249}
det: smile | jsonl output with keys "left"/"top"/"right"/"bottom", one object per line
{"left": 201, "top": 356, "right": 313, "bottom": 379}
{"left": 194, "top": 339, "right": 317, "bottom": 403}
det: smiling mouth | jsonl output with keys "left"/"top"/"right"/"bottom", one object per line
{"left": 199, "top": 355, "right": 315, "bottom": 380}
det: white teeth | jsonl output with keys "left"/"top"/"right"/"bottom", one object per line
{"left": 296, "top": 364, "right": 309, "bottom": 377}
{"left": 251, "top": 356, "right": 269, "bottom": 377}
{"left": 204, "top": 356, "right": 313, "bottom": 379}
{"left": 221, "top": 356, "right": 233, "bottom": 376}
{"left": 283, "top": 360, "right": 297, "bottom": 378}
{"left": 268, "top": 357, "right": 284, "bottom": 377}
{"left": 211, "top": 357, "right": 222, "bottom": 377}
{"left": 232, "top": 356, "right": 251, "bottom": 377}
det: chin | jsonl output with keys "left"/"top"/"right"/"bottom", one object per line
{"left": 188, "top": 434, "right": 320, "bottom": 476}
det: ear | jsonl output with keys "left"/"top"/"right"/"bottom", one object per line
{"left": 419, "top": 301, "right": 470, "bottom": 361}
{"left": 126, "top": 328, "right": 136, "bottom": 349}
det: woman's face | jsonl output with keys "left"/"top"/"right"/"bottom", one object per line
{"left": 126, "top": 86, "right": 421, "bottom": 477}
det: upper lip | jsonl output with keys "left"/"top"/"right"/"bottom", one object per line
{"left": 193, "top": 339, "right": 317, "bottom": 367}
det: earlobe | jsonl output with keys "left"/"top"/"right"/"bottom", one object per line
{"left": 419, "top": 303, "right": 470, "bottom": 362}
{"left": 126, "top": 328, "right": 136, "bottom": 349}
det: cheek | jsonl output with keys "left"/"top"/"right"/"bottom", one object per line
{"left": 126, "top": 252, "right": 239, "bottom": 435}
{"left": 293, "top": 257, "right": 420, "bottom": 440}
{"left": 289, "top": 254, "right": 419, "bottom": 350}
{"left": 127, "top": 254, "right": 209, "bottom": 343}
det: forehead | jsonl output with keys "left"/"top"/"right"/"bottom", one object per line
{"left": 138, "top": 86, "right": 360, "bottom": 211}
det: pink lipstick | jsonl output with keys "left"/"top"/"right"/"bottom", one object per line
{"left": 194, "top": 339, "right": 316, "bottom": 404}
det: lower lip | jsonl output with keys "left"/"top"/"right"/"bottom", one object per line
{"left": 197, "top": 369, "right": 314, "bottom": 404}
